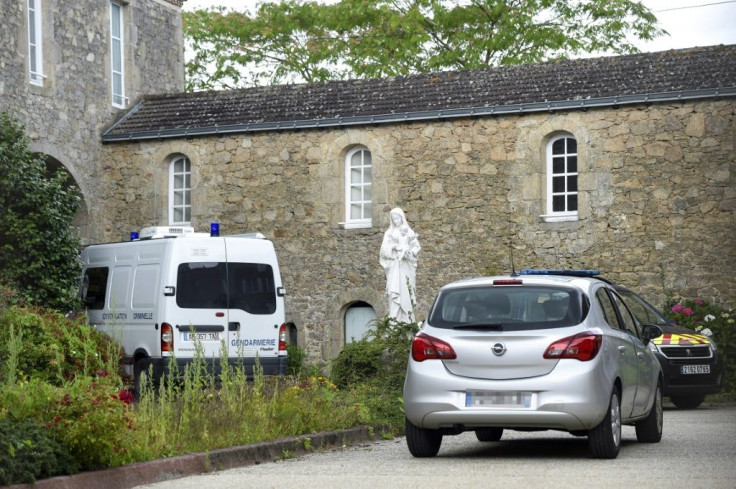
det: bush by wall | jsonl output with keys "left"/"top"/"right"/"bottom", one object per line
{"left": 0, "top": 112, "right": 82, "bottom": 312}
{"left": 330, "top": 316, "right": 418, "bottom": 429}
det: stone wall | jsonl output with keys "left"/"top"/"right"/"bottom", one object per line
{"left": 0, "top": 0, "right": 184, "bottom": 240}
{"left": 101, "top": 100, "right": 735, "bottom": 362}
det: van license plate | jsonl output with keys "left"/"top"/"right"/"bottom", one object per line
{"left": 183, "top": 332, "right": 220, "bottom": 342}
{"left": 681, "top": 365, "right": 710, "bottom": 374}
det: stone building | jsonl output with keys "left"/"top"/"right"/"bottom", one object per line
{"left": 2, "top": 1, "right": 734, "bottom": 363}
{"left": 99, "top": 45, "right": 736, "bottom": 363}
{"left": 0, "top": 0, "right": 185, "bottom": 240}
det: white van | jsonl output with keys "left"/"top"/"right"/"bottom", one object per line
{"left": 79, "top": 225, "right": 288, "bottom": 392}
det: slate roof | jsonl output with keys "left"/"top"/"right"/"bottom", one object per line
{"left": 102, "top": 44, "right": 736, "bottom": 142}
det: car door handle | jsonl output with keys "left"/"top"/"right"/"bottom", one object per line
{"left": 618, "top": 346, "right": 627, "bottom": 354}
{"left": 228, "top": 322, "right": 240, "bottom": 332}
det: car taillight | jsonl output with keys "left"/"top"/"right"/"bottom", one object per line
{"left": 161, "top": 322, "right": 173, "bottom": 352}
{"left": 544, "top": 332, "right": 601, "bottom": 361}
{"left": 279, "top": 323, "right": 287, "bottom": 351}
{"left": 412, "top": 333, "right": 457, "bottom": 362}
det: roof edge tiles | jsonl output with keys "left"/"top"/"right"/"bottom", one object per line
{"left": 101, "top": 88, "right": 736, "bottom": 143}
{"left": 101, "top": 45, "right": 736, "bottom": 143}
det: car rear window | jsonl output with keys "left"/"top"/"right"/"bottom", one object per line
{"left": 427, "top": 285, "right": 587, "bottom": 330}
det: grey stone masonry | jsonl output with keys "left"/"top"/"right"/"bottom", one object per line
{"left": 100, "top": 99, "right": 735, "bottom": 362}
{"left": 0, "top": 0, "right": 185, "bottom": 240}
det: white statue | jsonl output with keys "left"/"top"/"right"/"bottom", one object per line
{"left": 380, "top": 207, "right": 420, "bottom": 323}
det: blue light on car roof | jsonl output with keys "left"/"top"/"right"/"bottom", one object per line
{"left": 520, "top": 269, "right": 600, "bottom": 277}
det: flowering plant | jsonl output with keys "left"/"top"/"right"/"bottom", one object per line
{"left": 664, "top": 297, "right": 733, "bottom": 333}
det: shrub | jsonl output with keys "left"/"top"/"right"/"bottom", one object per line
{"left": 664, "top": 298, "right": 736, "bottom": 393}
{"left": 0, "top": 376, "right": 143, "bottom": 472}
{"left": 0, "top": 112, "right": 82, "bottom": 312}
{"left": 0, "top": 306, "right": 122, "bottom": 385}
{"left": 330, "top": 316, "right": 418, "bottom": 430}
{"left": 331, "top": 317, "right": 417, "bottom": 390}
{"left": 286, "top": 344, "right": 306, "bottom": 376}
{"left": 0, "top": 418, "right": 78, "bottom": 485}
{"left": 44, "top": 376, "right": 144, "bottom": 470}
{"left": 0, "top": 281, "right": 25, "bottom": 309}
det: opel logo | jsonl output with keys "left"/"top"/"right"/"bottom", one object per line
{"left": 492, "top": 343, "right": 507, "bottom": 356}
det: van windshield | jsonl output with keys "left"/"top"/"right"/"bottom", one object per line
{"left": 427, "top": 285, "right": 587, "bottom": 330}
{"left": 176, "top": 262, "right": 276, "bottom": 314}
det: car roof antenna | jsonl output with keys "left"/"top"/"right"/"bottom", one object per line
{"left": 509, "top": 241, "right": 518, "bottom": 277}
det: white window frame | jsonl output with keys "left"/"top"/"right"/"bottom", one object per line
{"left": 343, "top": 146, "right": 372, "bottom": 229}
{"left": 169, "top": 156, "right": 191, "bottom": 225}
{"left": 542, "top": 135, "right": 579, "bottom": 222}
{"left": 110, "top": 1, "right": 126, "bottom": 108}
{"left": 28, "top": 0, "right": 44, "bottom": 86}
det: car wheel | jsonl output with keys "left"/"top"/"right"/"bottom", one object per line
{"left": 475, "top": 428, "right": 503, "bottom": 442}
{"left": 405, "top": 417, "right": 442, "bottom": 457}
{"left": 670, "top": 394, "right": 706, "bottom": 410}
{"left": 588, "top": 387, "right": 622, "bottom": 459}
{"left": 635, "top": 380, "right": 663, "bottom": 443}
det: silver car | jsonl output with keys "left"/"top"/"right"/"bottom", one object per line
{"left": 403, "top": 270, "right": 664, "bottom": 459}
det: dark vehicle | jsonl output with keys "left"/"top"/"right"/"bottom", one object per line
{"left": 612, "top": 285, "right": 723, "bottom": 409}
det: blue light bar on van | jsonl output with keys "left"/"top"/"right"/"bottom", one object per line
{"left": 130, "top": 231, "right": 139, "bottom": 241}
{"left": 520, "top": 269, "right": 600, "bottom": 277}
{"left": 210, "top": 222, "right": 220, "bottom": 237}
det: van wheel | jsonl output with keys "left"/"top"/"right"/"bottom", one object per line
{"left": 405, "top": 417, "right": 442, "bottom": 457}
{"left": 475, "top": 428, "right": 503, "bottom": 442}
{"left": 588, "top": 387, "right": 622, "bottom": 459}
{"left": 133, "top": 358, "right": 152, "bottom": 401}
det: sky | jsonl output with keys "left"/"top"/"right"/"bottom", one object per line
{"left": 182, "top": 0, "right": 736, "bottom": 54}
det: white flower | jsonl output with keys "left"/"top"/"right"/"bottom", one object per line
{"left": 701, "top": 328, "right": 713, "bottom": 337}
{"left": 704, "top": 314, "right": 716, "bottom": 322}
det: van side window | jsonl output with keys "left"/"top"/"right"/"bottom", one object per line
{"left": 83, "top": 267, "right": 109, "bottom": 310}
{"left": 228, "top": 263, "right": 276, "bottom": 315}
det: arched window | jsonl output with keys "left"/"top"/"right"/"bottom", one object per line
{"left": 169, "top": 155, "right": 191, "bottom": 225}
{"left": 344, "top": 146, "right": 372, "bottom": 229}
{"left": 545, "top": 135, "right": 578, "bottom": 221}
{"left": 345, "top": 302, "right": 377, "bottom": 344}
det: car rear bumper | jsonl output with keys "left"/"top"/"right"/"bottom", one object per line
{"left": 403, "top": 358, "right": 613, "bottom": 432}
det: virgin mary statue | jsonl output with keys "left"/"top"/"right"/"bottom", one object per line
{"left": 380, "top": 208, "right": 420, "bottom": 323}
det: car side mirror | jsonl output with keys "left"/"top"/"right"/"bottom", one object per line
{"left": 641, "top": 324, "right": 663, "bottom": 345}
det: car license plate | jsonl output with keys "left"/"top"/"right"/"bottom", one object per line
{"left": 183, "top": 332, "right": 220, "bottom": 342}
{"left": 465, "top": 391, "right": 532, "bottom": 408}
{"left": 681, "top": 365, "right": 710, "bottom": 374}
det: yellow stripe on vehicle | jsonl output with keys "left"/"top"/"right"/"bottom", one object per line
{"left": 652, "top": 333, "right": 710, "bottom": 345}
